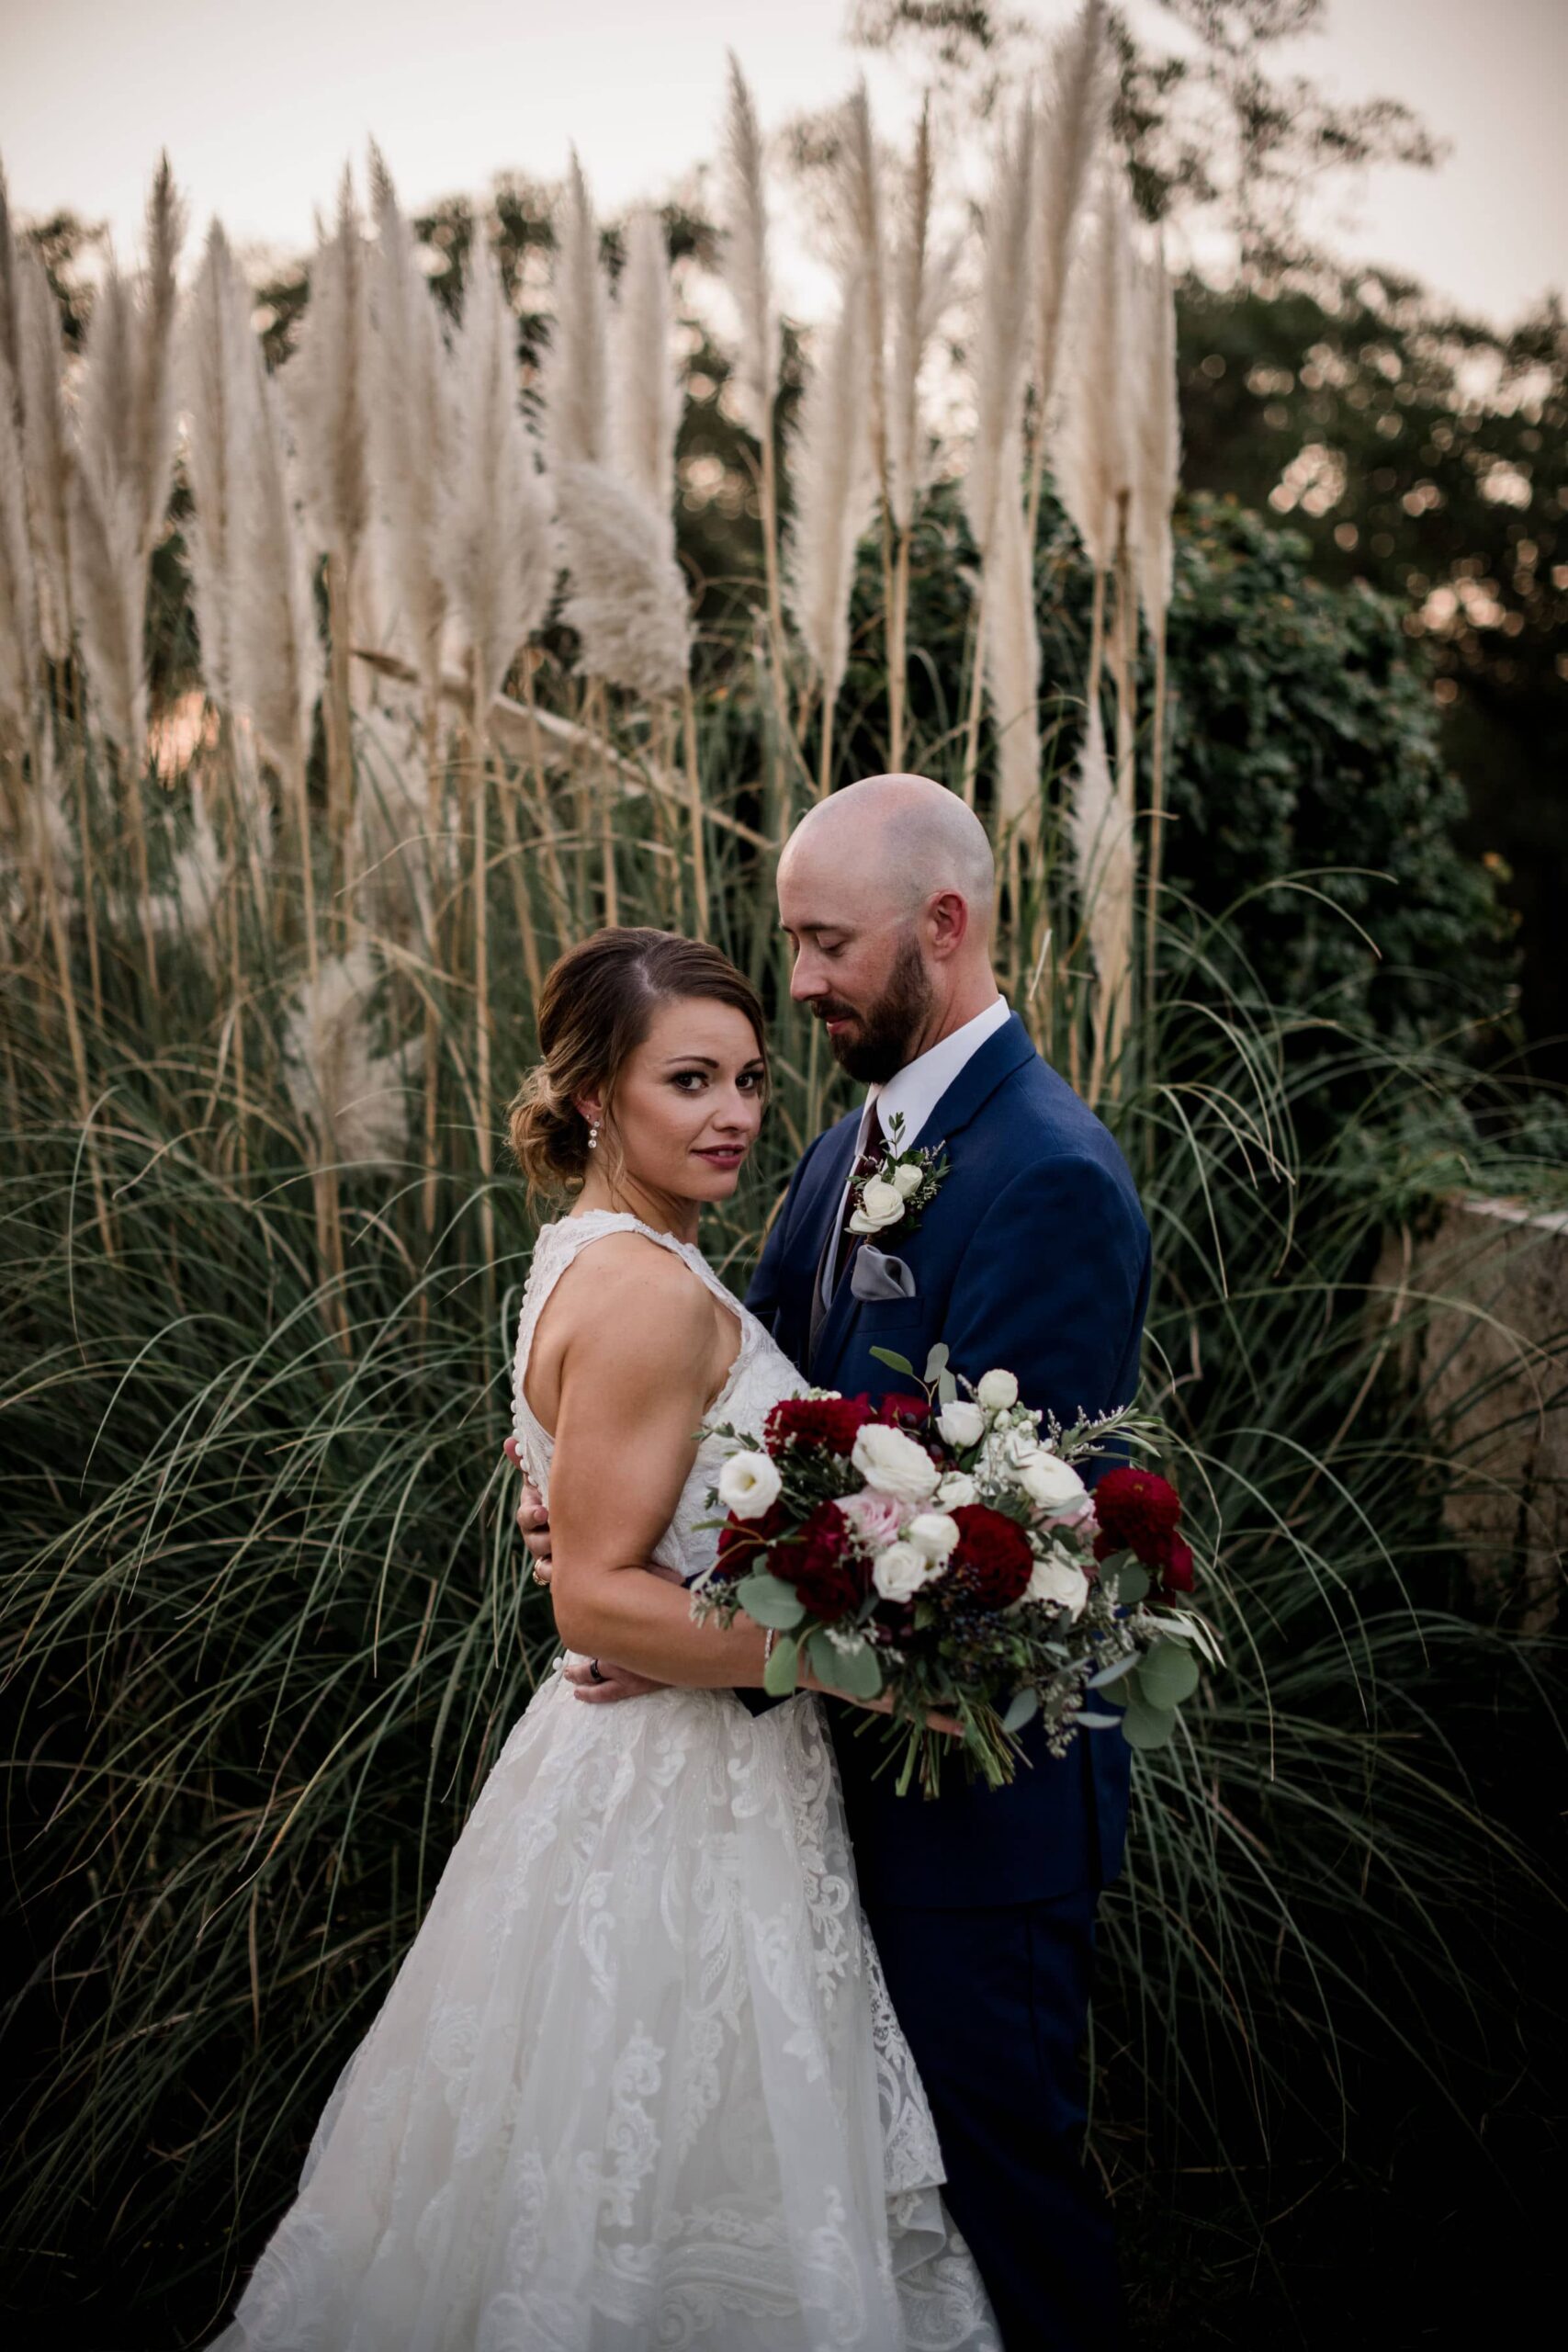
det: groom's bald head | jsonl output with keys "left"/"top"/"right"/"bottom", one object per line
{"left": 779, "top": 774, "right": 995, "bottom": 929}
{"left": 777, "top": 775, "right": 999, "bottom": 1080}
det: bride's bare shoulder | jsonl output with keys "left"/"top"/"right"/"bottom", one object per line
{"left": 552, "top": 1229, "right": 712, "bottom": 1352}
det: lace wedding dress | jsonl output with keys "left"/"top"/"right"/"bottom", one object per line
{"left": 209, "top": 1209, "right": 998, "bottom": 2352}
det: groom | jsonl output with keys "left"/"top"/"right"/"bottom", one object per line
{"left": 519, "top": 775, "right": 1150, "bottom": 2349}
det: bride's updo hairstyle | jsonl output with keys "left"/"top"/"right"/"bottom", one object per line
{"left": 508, "top": 928, "right": 768, "bottom": 1198}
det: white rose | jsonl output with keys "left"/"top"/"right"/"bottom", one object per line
{"left": 937, "top": 1399, "right": 986, "bottom": 1450}
{"left": 1018, "top": 1452, "right": 1089, "bottom": 1517}
{"left": 717, "top": 1449, "right": 782, "bottom": 1521}
{"left": 976, "top": 1369, "right": 1019, "bottom": 1411}
{"left": 851, "top": 1420, "right": 942, "bottom": 1505}
{"left": 907, "top": 1510, "right": 961, "bottom": 1563}
{"left": 892, "top": 1161, "right": 924, "bottom": 1199}
{"left": 873, "top": 1541, "right": 932, "bottom": 1601}
{"left": 1025, "top": 1552, "right": 1090, "bottom": 1619}
{"left": 848, "top": 1177, "right": 905, "bottom": 1235}
{"left": 935, "top": 1471, "right": 977, "bottom": 1510}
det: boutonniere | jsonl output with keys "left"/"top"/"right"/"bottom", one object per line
{"left": 848, "top": 1113, "right": 950, "bottom": 1238}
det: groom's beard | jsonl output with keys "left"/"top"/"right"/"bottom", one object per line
{"left": 812, "top": 933, "right": 933, "bottom": 1083}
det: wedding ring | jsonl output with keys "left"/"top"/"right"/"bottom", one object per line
{"left": 588, "top": 1657, "right": 607, "bottom": 1683}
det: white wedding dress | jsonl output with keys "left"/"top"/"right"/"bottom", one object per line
{"left": 210, "top": 1209, "right": 998, "bottom": 2352}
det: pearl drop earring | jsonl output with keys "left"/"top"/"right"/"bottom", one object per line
{"left": 587, "top": 1117, "right": 600, "bottom": 1153}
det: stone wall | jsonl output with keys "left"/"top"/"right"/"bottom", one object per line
{"left": 1373, "top": 1196, "right": 1566, "bottom": 1631}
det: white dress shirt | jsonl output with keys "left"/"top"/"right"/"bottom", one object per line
{"left": 819, "top": 994, "right": 1010, "bottom": 1307}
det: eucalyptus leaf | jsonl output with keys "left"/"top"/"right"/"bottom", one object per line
{"left": 923, "top": 1342, "right": 950, "bottom": 1382}
{"left": 1000, "top": 1687, "right": 1038, "bottom": 1734}
{"left": 869, "top": 1348, "right": 915, "bottom": 1378}
{"left": 1087, "top": 1649, "right": 1142, "bottom": 1690}
{"left": 1121, "top": 1700, "right": 1178, "bottom": 1751}
{"left": 1138, "top": 1640, "right": 1201, "bottom": 1708}
{"left": 813, "top": 1636, "right": 883, "bottom": 1701}
{"left": 938, "top": 1370, "right": 958, "bottom": 1405}
{"left": 735, "top": 1571, "right": 807, "bottom": 1630}
{"left": 1114, "top": 1561, "right": 1150, "bottom": 1608}
{"left": 762, "top": 1632, "right": 801, "bottom": 1696}
{"left": 1077, "top": 1711, "right": 1124, "bottom": 1730}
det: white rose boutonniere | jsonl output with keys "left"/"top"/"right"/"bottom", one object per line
{"left": 847, "top": 1113, "right": 950, "bottom": 1238}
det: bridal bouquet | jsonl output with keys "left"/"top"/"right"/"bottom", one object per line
{"left": 690, "top": 1345, "right": 1214, "bottom": 1796}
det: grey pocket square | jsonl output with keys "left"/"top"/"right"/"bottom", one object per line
{"left": 851, "top": 1244, "right": 917, "bottom": 1302}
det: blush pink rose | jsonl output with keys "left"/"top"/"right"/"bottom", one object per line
{"left": 839, "top": 1489, "right": 905, "bottom": 1553}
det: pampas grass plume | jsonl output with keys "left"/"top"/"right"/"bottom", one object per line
{"left": 610, "top": 207, "right": 679, "bottom": 544}
{"left": 1051, "top": 154, "right": 1136, "bottom": 572}
{"left": 1069, "top": 699, "right": 1134, "bottom": 979}
{"left": 1134, "top": 232, "right": 1180, "bottom": 633}
{"left": 231, "top": 354, "right": 322, "bottom": 784}
{"left": 0, "top": 350, "right": 39, "bottom": 733}
{"left": 288, "top": 165, "right": 371, "bottom": 571}
{"left": 544, "top": 151, "right": 610, "bottom": 473}
{"left": 367, "top": 145, "right": 454, "bottom": 692}
{"left": 719, "top": 51, "right": 778, "bottom": 444}
{"left": 963, "top": 102, "right": 1035, "bottom": 562}
{"left": 984, "top": 451, "right": 1041, "bottom": 830}
{"left": 784, "top": 273, "right": 875, "bottom": 702}
{"left": 182, "top": 221, "right": 253, "bottom": 711}
{"left": 557, "top": 460, "right": 691, "bottom": 699}
{"left": 1032, "top": 0, "right": 1111, "bottom": 413}
{"left": 17, "top": 251, "right": 73, "bottom": 662}
{"left": 283, "top": 941, "right": 425, "bottom": 1172}
{"left": 443, "top": 233, "right": 556, "bottom": 718}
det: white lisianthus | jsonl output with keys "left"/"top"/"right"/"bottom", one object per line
{"left": 873, "top": 1540, "right": 932, "bottom": 1600}
{"left": 907, "top": 1510, "right": 961, "bottom": 1563}
{"left": 851, "top": 1420, "right": 942, "bottom": 1505}
{"left": 1018, "top": 1452, "right": 1089, "bottom": 1517}
{"left": 935, "top": 1471, "right": 977, "bottom": 1510}
{"left": 976, "top": 1369, "right": 1019, "bottom": 1411}
{"left": 849, "top": 1177, "right": 905, "bottom": 1234}
{"left": 1025, "top": 1550, "right": 1090, "bottom": 1618}
{"left": 717, "top": 1449, "right": 782, "bottom": 1521}
{"left": 937, "top": 1398, "right": 986, "bottom": 1450}
{"left": 892, "top": 1161, "right": 924, "bottom": 1199}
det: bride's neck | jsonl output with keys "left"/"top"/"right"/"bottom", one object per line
{"left": 573, "top": 1168, "right": 701, "bottom": 1245}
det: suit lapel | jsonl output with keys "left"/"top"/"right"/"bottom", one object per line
{"left": 799, "top": 1119, "right": 863, "bottom": 1372}
{"left": 809, "top": 1012, "right": 1038, "bottom": 1387}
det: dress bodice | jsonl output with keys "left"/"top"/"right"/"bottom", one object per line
{"left": 510, "top": 1209, "right": 807, "bottom": 1585}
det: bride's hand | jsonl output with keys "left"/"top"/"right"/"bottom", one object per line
{"left": 799, "top": 1661, "right": 963, "bottom": 1740}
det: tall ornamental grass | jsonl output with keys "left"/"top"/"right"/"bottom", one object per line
{"left": 0, "top": 24, "right": 1561, "bottom": 2337}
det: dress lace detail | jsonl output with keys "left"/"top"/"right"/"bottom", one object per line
{"left": 208, "top": 1211, "right": 998, "bottom": 2352}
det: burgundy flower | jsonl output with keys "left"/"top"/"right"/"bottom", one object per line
{"left": 876, "top": 1393, "right": 932, "bottom": 1431}
{"left": 1156, "top": 1532, "right": 1195, "bottom": 1593}
{"left": 1090, "top": 1467, "right": 1182, "bottom": 1568}
{"left": 715, "top": 1499, "right": 786, "bottom": 1579}
{"left": 765, "top": 1393, "right": 874, "bottom": 1456}
{"left": 949, "top": 1504, "right": 1033, "bottom": 1610}
{"left": 771, "top": 1500, "right": 869, "bottom": 1623}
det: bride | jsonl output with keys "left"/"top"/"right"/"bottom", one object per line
{"left": 209, "top": 926, "right": 998, "bottom": 2352}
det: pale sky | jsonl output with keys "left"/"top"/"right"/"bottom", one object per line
{"left": 2, "top": 0, "right": 1562, "bottom": 331}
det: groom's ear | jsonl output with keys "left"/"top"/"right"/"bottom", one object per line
{"left": 925, "top": 888, "right": 970, "bottom": 959}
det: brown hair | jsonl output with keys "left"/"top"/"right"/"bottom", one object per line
{"left": 507, "top": 928, "right": 768, "bottom": 1199}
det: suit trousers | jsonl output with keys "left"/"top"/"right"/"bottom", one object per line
{"left": 864, "top": 1888, "right": 1123, "bottom": 2352}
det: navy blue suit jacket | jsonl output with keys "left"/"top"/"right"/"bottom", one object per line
{"left": 745, "top": 1010, "right": 1150, "bottom": 1910}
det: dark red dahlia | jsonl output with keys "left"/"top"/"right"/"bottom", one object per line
{"left": 949, "top": 1504, "right": 1033, "bottom": 1610}
{"left": 1156, "top": 1532, "right": 1195, "bottom": 1593}
{"left": 715, "top": 1499, "right": 786, "bottom": 1578}
{"left": 875, "top": 1392, "right": 932, "bottom": 1431}
{"left": 1090, "top": 1467, "right": 1182, "bottom": 1568}
{"left": 771, "top": 1500, "right": 869, "bottom": 1623}
{"left": 764, "top": 1393, "right": 874, "bottom": 1455}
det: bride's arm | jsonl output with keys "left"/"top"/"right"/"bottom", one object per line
{"left": 544, "top": 1253, "right": 773, "bottom": 1689}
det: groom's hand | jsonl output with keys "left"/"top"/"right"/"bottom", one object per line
{"left": 562, "top": 1655, "right": 667, "bottom": 1704}
{"left": 502, "top": 1441, "right": 554, "bottom": 1583}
